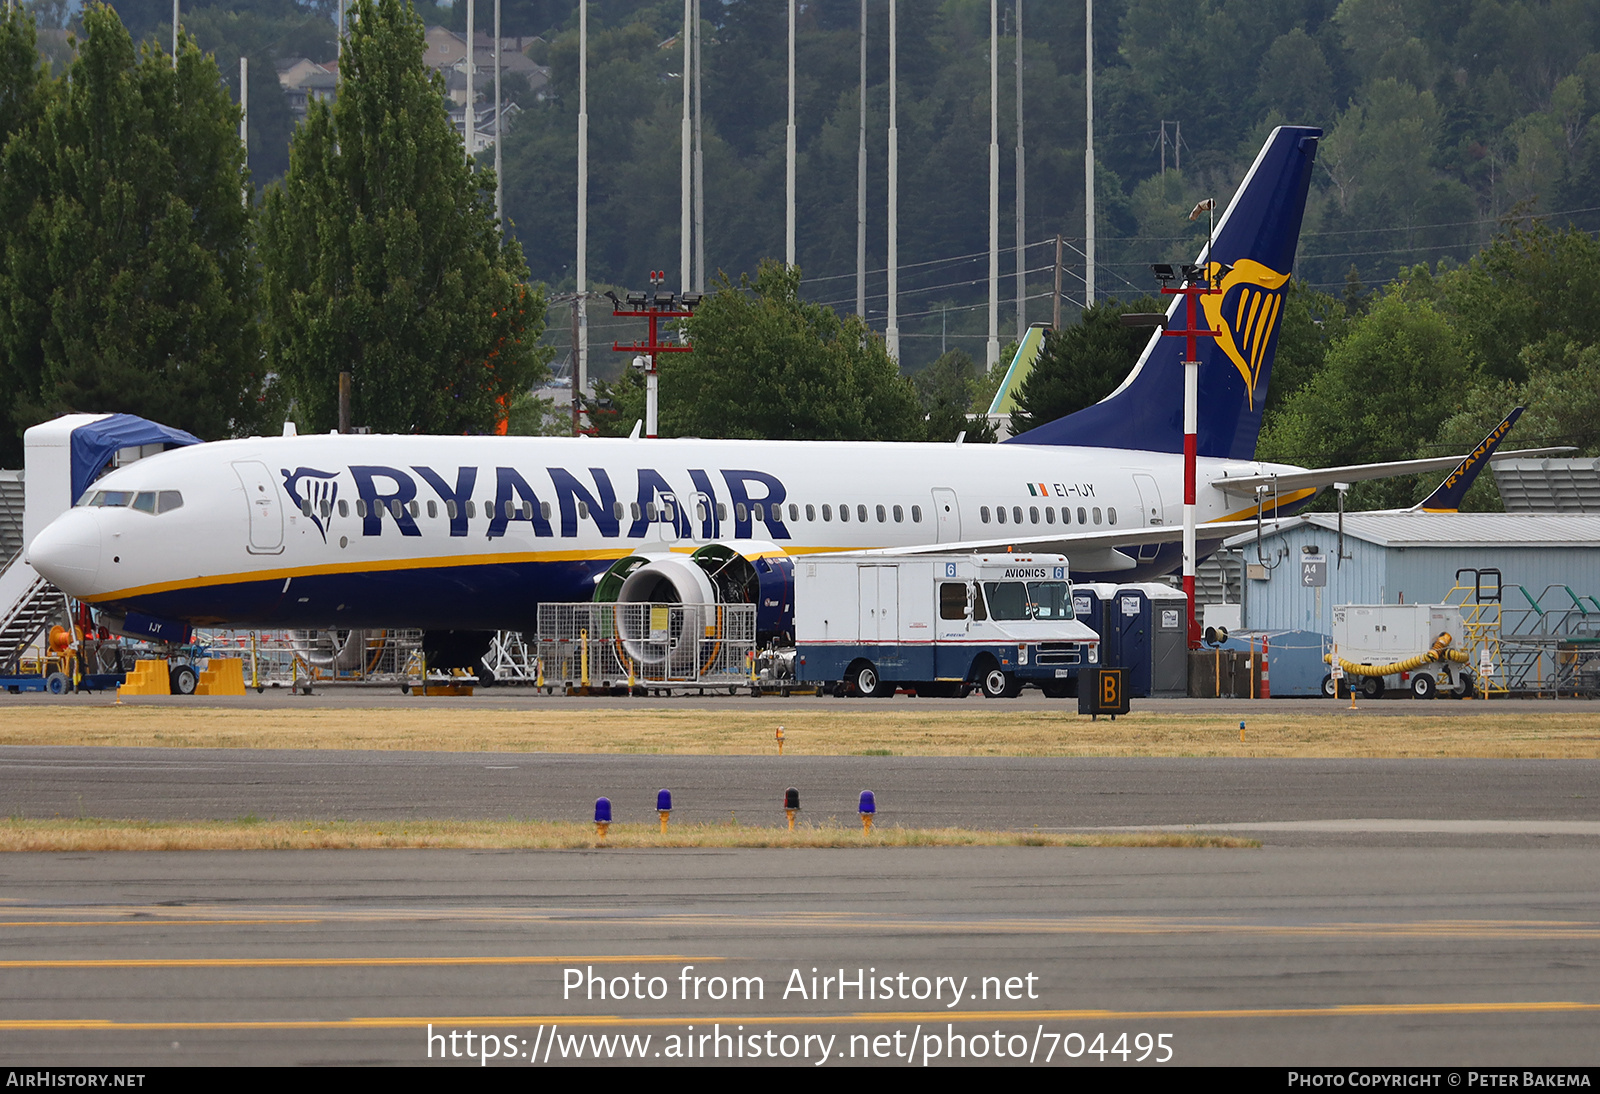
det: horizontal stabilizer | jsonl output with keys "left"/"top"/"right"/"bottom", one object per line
{"left": 1214, "top": 447, "right": 1575, "bottom": 498}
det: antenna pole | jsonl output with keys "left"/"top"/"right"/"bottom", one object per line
{"left": 786, "top": 0, "right": 796, "bottom": 269}
{"left": 1014, "top": 0, "right": 1026, "bottom": 343}
{"left": 465, "top": 0, "right": 475, "bottom": 162}
{"left": 681, "top": 0, "right": 691, "bottom": 292}
{"left": 692, "top": 0, "right": 704, "bottom": 293}
{"left": 494, "top": 0, "right": 503, "bottom": 230}
{"left": 987, "top": 0, "right": 1000, "bottom": 370}
{"left": 1084, "top": 0, "right": 1095, "bottom": 306}
{"left": 885, "top": 0, "right": 899, "bottom": 360}
{"left": 856, "top": 0, "right": 866, "bottom": 318}
{"left": 576, "top": 0, "right": 589, "bottom": 405}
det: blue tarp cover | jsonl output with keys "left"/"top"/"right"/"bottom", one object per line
{"left": 70, "top": 414, "right": 201, "bottom": 504}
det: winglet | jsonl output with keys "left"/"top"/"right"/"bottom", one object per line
{"left": 1414, "top": 407, "right": 1524, "bottom": 512}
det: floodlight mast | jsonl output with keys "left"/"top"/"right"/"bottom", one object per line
{"left": 611, "top": 273, "right": 699, "bottom": 439}
{"left": 1155, "top": 260, "right": 1223, "bottom": 649}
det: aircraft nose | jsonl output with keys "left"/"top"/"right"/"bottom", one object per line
{"left": 26, "top": 511, "right": 101, "bottom": 595}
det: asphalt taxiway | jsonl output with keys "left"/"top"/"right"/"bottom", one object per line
{"left": 2, "top": 704, "right": 1597, "bottom": 1066}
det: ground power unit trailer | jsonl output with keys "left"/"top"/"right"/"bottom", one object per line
{"left": 792, "top": 553, "right": 1101, "bottom": 698}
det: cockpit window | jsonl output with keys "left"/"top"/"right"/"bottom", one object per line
{"left": 79, "top": 489, "right": 182, "bottom": 514}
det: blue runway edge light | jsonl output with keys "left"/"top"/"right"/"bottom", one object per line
{"left": 858, "top": 790, "right": 876, "bottom": 816}
{"left": 656, "top": 789, "right": 672, "bottom": 812}
{"left": 594, "top": 797, "right": 612, "bottom": 824}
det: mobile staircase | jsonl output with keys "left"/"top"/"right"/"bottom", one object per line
{"left": 0, "top": 474, "right": 69, "bottom": 677}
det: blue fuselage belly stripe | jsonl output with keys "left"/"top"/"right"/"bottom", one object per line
{"left": 104, "top": 559, "right": 611, "bottom": 631}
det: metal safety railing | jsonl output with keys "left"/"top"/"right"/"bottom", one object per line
{"left": 534, "top": 602, "right": 757, "bottom": 688}
{"left": 1442, "top": 571, "right": 1600, "bottom": 697}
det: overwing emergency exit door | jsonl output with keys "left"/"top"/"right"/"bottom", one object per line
{"left": 932, "top": 488, "right": 960, "bottom": 543}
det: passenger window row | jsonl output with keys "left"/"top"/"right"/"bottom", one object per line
{"left": 978, "top": 504, "right": 1115, "bottom": 527}
{"left": 302, "top": 496, "right": 929, "bottom": 529}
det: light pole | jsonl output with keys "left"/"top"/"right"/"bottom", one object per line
{"left": 1151, "top": 260, "right": 1224, "bottom": 650}
{"left": 608, "top": 278, "right": 702, "bottom": 439}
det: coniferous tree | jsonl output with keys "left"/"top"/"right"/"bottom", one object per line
{"left": 0, "top": 4, "right": 266, "bottom": 463}
{"left": 259, "top": 0, "right": 544, "bottom": 435}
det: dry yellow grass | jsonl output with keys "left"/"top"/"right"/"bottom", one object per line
{"left": 0, "top": 817, "right": 1255, "bottom": 852}
{"left": 3, "top": 705, "right": 1599, "bottom": 758}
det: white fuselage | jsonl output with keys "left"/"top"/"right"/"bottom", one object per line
{"left": 26, "top": 433, "right": 1303, "bottom": 631}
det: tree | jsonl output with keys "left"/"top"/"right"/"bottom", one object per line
{"left": 0, "top": 5, "right": 266, "bottom": 466}
{"left": 1257, "top": 289, "right": 1478, "bottom": 510}
{"left": 914, "top": 349, "right": 997, "bottom": 444}
{"left": 598, "top": 261, "right": 923, "bottom": 441}
{"left": 1007, "top": 296, "right": 1164, "bottom": 436}
{"left": 259, "top": 0, "right": 544, "bottom": 435}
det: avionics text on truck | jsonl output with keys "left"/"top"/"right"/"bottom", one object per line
{"left": 793, "top": 553, "right": 1101, "bottom": 699}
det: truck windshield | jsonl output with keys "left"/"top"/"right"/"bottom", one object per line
{"left": 981, "top": 581, "right": 1074, "bottom": 621}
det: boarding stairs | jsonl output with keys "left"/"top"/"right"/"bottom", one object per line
{"left": 2, "top": 470, "right": 67, "bottom": 671}
{"left": 0, "top": 471, "right": 22, "bottom": 560}
{"left": 0, "top": 556, "right": 68, "bottom": 674}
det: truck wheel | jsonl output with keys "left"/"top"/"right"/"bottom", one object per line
{"left": 1360, "top": 675, "right": 1384, "bottom": 700}
{"left": 1452, "top": 673, "right": 1476, "bottom": 699}
{"left": 169, "top": 664, "right": 198, "bottom": 696}
{"left": 1321, "top": 674, "right": 1339, "bottom": 699}
{"left": 981, "top": 667, "right": 1018, "bottom": 699}
{"left": 1411, "top": 673, "right": 1437, "bottom": 700}
{"left": 851, "top": 661, "right": 889, "bottom": 698}
{"left": 45, "top": 672, "right": 68, "bottom": 696}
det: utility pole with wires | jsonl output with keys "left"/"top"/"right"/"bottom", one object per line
{"left": 1053, "top": 233, "right": 1064, "bottom": 330}
{"left": 1156, "top": 120, "right": 1183, "bottom": 172}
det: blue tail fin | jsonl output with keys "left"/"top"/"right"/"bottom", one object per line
{"left": 1006, "top": 125, "right": 1321, "bottom": 459}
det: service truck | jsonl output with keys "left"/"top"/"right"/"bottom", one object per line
{"left": 792, "top": 553, "right": 1101, "bottom": 698}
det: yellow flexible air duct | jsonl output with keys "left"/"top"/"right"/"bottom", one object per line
{"left": 1323, "top": 632, "right": 1471, "bottom": 677}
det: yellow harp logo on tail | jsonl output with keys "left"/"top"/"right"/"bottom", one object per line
{"left": 1198, "top": 259, "right": 1291, "bottom": 409}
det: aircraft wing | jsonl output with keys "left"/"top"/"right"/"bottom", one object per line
{"left": 854, "top": 519, "right": 1285, "bottom": 570}
{"left": 1214, "top": 448, "right": 1574, "bottom": 497}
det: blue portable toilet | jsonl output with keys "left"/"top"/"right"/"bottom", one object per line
{"left": 1110, "top": 583, "right": 1189, "bottom": 697}
{"left": 1106, "top": 585, "right": 1153, "bottom": 696}
{"left": 1071, "top": 581, "right": 1119, "bottom": 654}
